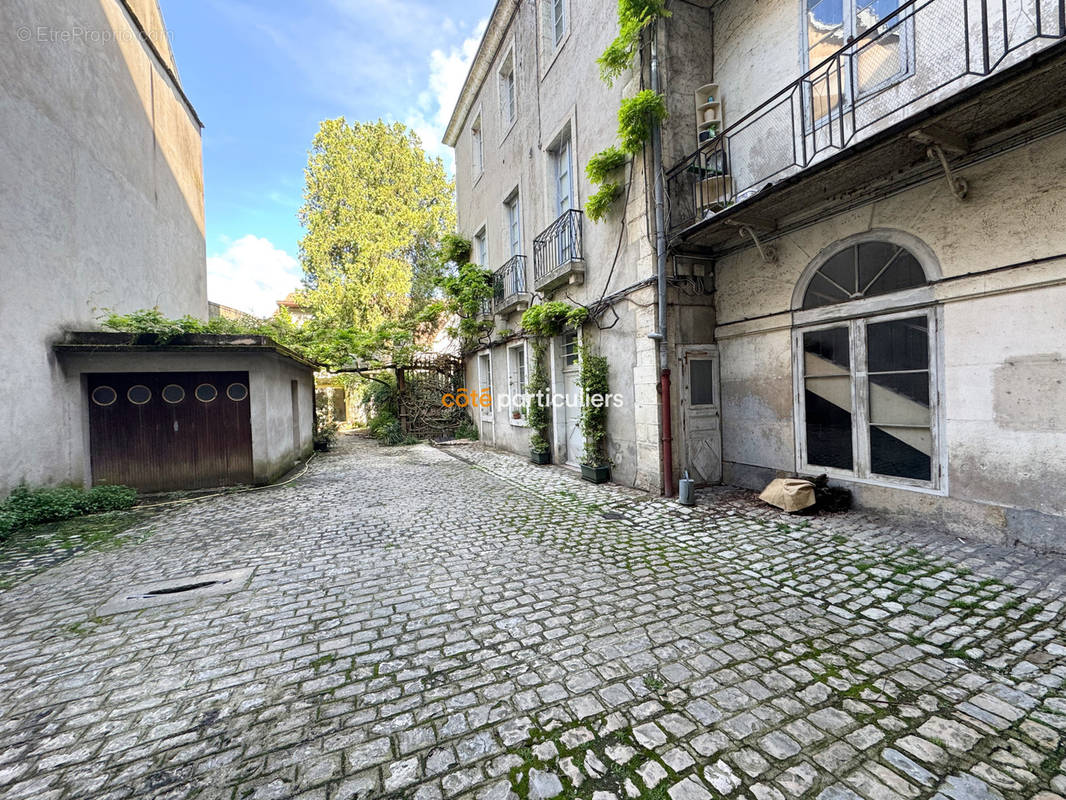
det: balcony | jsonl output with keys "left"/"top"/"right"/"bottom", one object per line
{"left": 533, "top": 209, "right": 585, "bottom": 293}
{"left": 493, "top": 255, "right": 529, "bottom": 315}
{"left": 666, "top": 0, "right": 1066, "bottom": 252}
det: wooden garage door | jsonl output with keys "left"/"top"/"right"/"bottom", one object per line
{"left": 87, "top": 372, "right": 253, "bottom": 492}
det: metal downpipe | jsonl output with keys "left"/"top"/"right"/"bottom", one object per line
{"left": 649, "top": 28, "right": 674, "bottom": 497}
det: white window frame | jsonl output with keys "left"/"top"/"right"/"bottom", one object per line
{"left": 473, "top": 226, "right": 488, "bottom": 267}
{"left": 550, "top": 134, "right": 573, "bottom": 218}
{"left": 504, "top": 190, "right": 522, "bottom": 257}
{"left": 471, "top": 113, "right": 484, "bottom": 178}
{"left": 498, "top": 46, "right": 517, "bottom": 132}
{"left": 477, "top": 351, "right": 493, "bottom": 422}
{"left": 792, "top": 306, "right": 943, "bottom": 493}
{"left": 507, "top": 341, "right": 530, "bottom": 426}
{"left": 550, "top": 0, "right": 568, "bottom": 48}
{"left": 800, "top": 0, "right": 915, "bottom": 127}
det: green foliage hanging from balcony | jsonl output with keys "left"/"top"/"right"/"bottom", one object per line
{"left": 438, "top": 232, "right": 473, "bottom": 266}
{"left": 521, "top": 301, "right": 587, "bottom": 338}
{"left": 598, "top": 0, "right": 671, "bottom": 86}
{"left": 584, "top": 1, "right": 670, "bottom": 224}
{"left": 586, "top": 146, "right": 627, "bottom": 185}
{"left": 618, "top": 90, "right": 669, "bottom": 154}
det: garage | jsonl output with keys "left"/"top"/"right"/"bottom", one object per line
{"left": 88, "top": 371, "right": 254, "bottom": 492}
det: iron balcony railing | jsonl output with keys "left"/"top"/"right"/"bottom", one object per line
{"left": 666, "top": 0, "right": 1066, "bottom": 232}
{"left": 533, "top": 209, "right": 584, "bottom": 285}
{"left": 493, "top": 254, "right": 527, "bottom": 310}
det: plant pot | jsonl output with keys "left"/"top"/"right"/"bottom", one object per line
{"left": 512, "top": 412, "right": 522, "bottom": 420}
{"left": 530, "top": 449, "right": 551, "bottom": 465}
{"left": 580, "top": 464, "right": 610, "bottom": 484}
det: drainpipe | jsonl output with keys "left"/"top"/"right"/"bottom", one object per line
{"left": 649, "top": 26, "right": 675, "bottom": 498}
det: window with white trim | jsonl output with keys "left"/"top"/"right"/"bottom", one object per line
{"left": 549, "top": 0, "right": 567, "bottom": 48}
{"left": 795, "top": 237, "right": 938, "bottom": 486}
{"left": 473, "top": 227, "right": 488, "bottom": 267}
{"left": 507, "top": 342, "right": 529, "bottom": 424}
{"left": 471, "top": 114, "right": 484, "bottom": 176}
{"left": 499, "top": 50, "right": 517, "bottom": 127}
{"left": 477, "top": 352, "right": 493, "bottom": 420}
{"left": 504, "top": 191, "right": 522, "bottom": 257}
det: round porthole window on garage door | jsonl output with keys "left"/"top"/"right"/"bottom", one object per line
{"left": 226, "top": 383, "right": 249, "bottom": 402}
{"left": 127, "top": 385, "right": 152, "bottom": 405}
{"left": 91, "top": 386, "right": 118, "bottom": 407}
{"left": 161, "top": 384, "right": 185, "bottom": 404}
{"left": 195, "top": 383, "right": 218, "bottom": 403}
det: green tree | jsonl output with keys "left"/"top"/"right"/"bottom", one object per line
{"left": 298, "top": 119, "right": 455, "bottom": 329}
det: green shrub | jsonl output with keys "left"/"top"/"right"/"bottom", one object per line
{"left": 578, "top": 346, "right": 611, "bottom": 467}
{"left": 618, "top": 90, "right": 668, "bottom": 154}
{"left": 586, "top": 147, "right": 627, "bottom": 185}
{"left": 522, "top": 302, "right": 580, "bottom": 338}
{"left": 527, "top": 339, "right": 552, "bottom": 455}
{"left": 586, "top": 183, "right": 622, "bottom": 223}
{"left": 0, "top": 484, "right": 137, "bottom": 540}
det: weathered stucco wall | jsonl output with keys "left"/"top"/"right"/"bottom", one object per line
{"left": 56, "top": 350, "right": 314, "bottom": 486}
{"left": 450, "top": 0, "right": 714, "bottom": 492}
{"left": 713, "top": 132, "right": 1066, "bottom": 546}
{"left": 0, "top": 0, "right": 206, "bottom": 492}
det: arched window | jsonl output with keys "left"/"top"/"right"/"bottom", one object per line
{"left": 794, "top": 232, "right": 941, "bottom": 488}
{"left": 801, "top": 240, "right": 927, "bottom": 309}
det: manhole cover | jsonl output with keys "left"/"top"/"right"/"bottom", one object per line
{"left": 98, "top": 567, "right": 254, "bottom": 615}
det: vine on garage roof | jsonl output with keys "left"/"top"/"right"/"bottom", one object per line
{"left": 585, "top": 0, "right": 671, "bottom": 223}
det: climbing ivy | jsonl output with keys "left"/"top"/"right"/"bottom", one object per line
{"left": 436, "top": 235, "right": 494, "bottom": 351}
{"left": 578, "top": 345, "right": 611, "bottom": 467}
{"left": 584, "top": 0, "right": 671, "bottom": 224}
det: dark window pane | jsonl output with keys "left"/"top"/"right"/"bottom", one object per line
{"left": 805, "top": 388, "right": 854, "bottom": 469}
{"left": 870, "top": 425, "right": 931, "bottom": 480}
{"left": 804, "top": 326, "right": 850, "bottom": 371}
{"left": 867, "top": 316, "right": 928, "bottom": 372}
{"left": 857, "top": 241, "right": 899, "bottom": 289}
{"left": 864, "top": 249, "right": 926, "bottom": 297}
{"left": 820, "top": 249, "right": 856, "bottom": 294}
{"left": 690, "top": 360, "right": 715, "bottom": 405}
{"left": 869, "top": 372, "right": 929, "bottom": 421}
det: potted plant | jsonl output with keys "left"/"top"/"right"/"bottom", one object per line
{"left": 512, "top": 410, "right": 522, "bottom": 420}
{"left": 578, "top": 345, "right": 611, "bottom": 483}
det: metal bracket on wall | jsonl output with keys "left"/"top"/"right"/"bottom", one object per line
{"left": 910, "top": 127, "right": 969, "bottom": 201}
{"left": 736, "top": 224, "right": 777, "bottom": 263}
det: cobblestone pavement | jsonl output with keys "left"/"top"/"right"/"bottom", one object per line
{"left": 3, "top": 435, "right": 1066, "bottom": 800}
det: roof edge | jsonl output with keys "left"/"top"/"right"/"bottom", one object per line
{"left": 53, "top": 332, "right": 319, "bottom": 369}
{"left": 443, "top": 0, "right": 521, "bottom": 147}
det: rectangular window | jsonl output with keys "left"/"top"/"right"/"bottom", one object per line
{"left": 804, "top": 0, "right": 910, "bottom": 120}
{"left": 562, "top": 332, "right": 579, "bottom": 367}
{"left": 689, "top": 359, "right": 716, "bottom": 406}
{"left": 477, "top": 352, "right": 493, "bottom": 419}
{"left": 471, "top": 115, "right": 483, "bottom": 175}
{"left": 551, "top": 135, "right": 572, "bottom": 217}
{"left": 508, "top": 343, "right": 528, "bottom": 396}
{"left": 499, "top": 51, "right": 516, "bottom": 126}
{"left": 474, "top": 227, "right": 487, "bottom": 267}
{"left": 550, "top": 0, "right": 567, "bottom": 47}
{"left": 797, "top": 309, "right": 936, "bottom": 485}
{"left": 505, "top": 192, "right": 522, "bottom": 256}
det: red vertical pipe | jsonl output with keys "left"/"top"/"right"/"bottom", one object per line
{"left": 661, "top": 369, "right": 674, "bottom": 497}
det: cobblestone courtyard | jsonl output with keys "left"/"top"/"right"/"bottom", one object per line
{"left": 3, "top": 436, "right": 1066, "bottom": 800}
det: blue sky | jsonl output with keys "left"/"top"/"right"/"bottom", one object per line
{"left": 159, "top": 0, "right": 493, "bottom": 315}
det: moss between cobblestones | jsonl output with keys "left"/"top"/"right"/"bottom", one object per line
{"left": 0, "top": 510, "right": 155, "bottom": 591}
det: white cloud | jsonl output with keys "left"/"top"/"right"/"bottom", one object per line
{"left": 207, "top": 235, "right": 303, "bottom": 317}
{"left": 406, "top": 18, "right": 488, "bottom": 164}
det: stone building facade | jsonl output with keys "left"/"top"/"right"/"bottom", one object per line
{"left": 447, "top": 0, "right": 1066, "bottom": 547}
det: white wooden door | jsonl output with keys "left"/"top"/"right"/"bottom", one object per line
{"left": 679, "top": 345, "right": 722, "bottom": 485}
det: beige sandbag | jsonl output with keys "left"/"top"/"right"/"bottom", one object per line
{"left": 759, "top": 478, "right": 816, "bottom": 512}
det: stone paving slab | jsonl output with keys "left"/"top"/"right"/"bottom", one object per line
{"left": 1, "top": 434, "right": 1066, "bottom": 800}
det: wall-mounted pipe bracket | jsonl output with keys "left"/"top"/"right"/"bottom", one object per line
{"left": 927, "top": 144, "right": 969, "bottom": 200}
{"left": 737, "top": 224, "right": 777, "bottom": 263}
